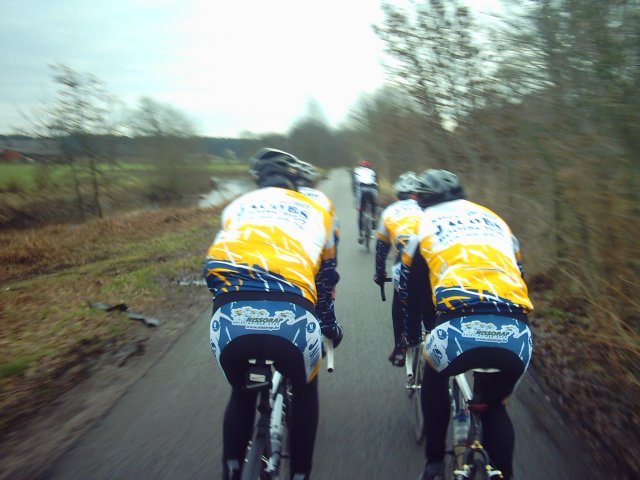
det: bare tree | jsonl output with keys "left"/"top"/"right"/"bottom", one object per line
{"left": 128, "top": 97, "right": 201, "bottom": 201}
{"left": 288, "top": 99, "right": 353, "bottom": 169}
{"left": 34, "top": 64, "right": 118, "bottom": 219}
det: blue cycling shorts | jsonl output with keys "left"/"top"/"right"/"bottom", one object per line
{"left": 425, "top": 314, "right": 533, "bottom": 373}
{"left": 210, "top": 299, "right": 322, "bottom": 382}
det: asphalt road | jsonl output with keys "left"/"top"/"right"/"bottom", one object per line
{"left": 45, "top": 168, "right": 600, "bottom": 480}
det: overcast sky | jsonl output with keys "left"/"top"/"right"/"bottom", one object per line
{"left": 0, "top": 0, "right": 501, "bottom": 138}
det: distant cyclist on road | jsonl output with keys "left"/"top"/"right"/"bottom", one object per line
{"left": 352, "top": 160, "right": 378, "bottom": 244}
{"left": 397, "top": 169, "right": 534, "bottom": 480}
{"left": 203, "top": 148, "right": 343, "bottom": 480}
{"left": 373, "top": 171, "right": 428, "bottom": 367}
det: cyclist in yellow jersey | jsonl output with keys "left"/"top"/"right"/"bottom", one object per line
{"left": 204, "top": 148, "right": 343, "bottom": 480}
{"left": 373, "top": 171, "right": 429, "bottom": 366}
{"left": 397, "top": 170, "right": 533, "bottom": 480}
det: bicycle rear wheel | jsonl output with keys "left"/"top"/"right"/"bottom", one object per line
{"left": 447, "top": 379, "right": 464, "bottom": 479}
{"left": 411, "top": 346, "right": 424, "bottom": 443}
{"left": 271, "top": 382, "right": 291, "bottom": 480}
{"left": 242, "top": 432, "right": 269, "bottom": 480}
{"left": 471, "top": 456, "right": 490, "bottom": 480}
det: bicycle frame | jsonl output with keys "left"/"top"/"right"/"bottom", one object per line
{"left": 241, "top": 341, "right": 335, "bottom": 480}
{"left": 407, "top": 340, "right": 426, "bottom": 443}
{"left": 378, "top": 277, "right": 426, "bottom": 443}
{"left": 242, "top": 360, "right": 288, "bottom": 480}
{"left": 450, "top": 372, "right": 504, "bottom": 480}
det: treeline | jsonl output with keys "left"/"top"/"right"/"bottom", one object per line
{"left": 0, "top": 64, "right": 358, "bottom": 226}
{"left": 0, "top": 134, "right": 286, "bottom": 162}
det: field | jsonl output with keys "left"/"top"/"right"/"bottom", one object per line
{"left": 0, "top": 159, "right": 250, "bottom": 229}
{"left": 0, "top": 159, "right": 249, "bottom": 190}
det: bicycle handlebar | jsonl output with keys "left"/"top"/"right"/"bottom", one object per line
{"left": 379, "top": 277, "right": 392, "bottom": 302}
{"left": 322, "top": 337, "right": 335, "bottom": 373}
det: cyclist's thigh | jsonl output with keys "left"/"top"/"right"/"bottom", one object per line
{"left": 391, "top": 260, "right": 402, "bottom": 291}
{"left": 218, "top": 334, "right": 263, "bottom": 389}
{"left": 219, "top": 334, "right": 311, "bottom": 390}
{"left": 406, "top": 253, "right": 432, "bottom": 327}
{"left": 360, "top": 189, "right": 371, "bottom": 212}
{"left": 370, "top": 188, "right": 378, "bottom": 212}
{"left": 473, "top": 360, "right": 524, "bottom": 404}
{"left": 441, "top": 347, "right": 525, "bottom": 402}
{"left": 264, "top": 336, "right": 310, "bottom": 389}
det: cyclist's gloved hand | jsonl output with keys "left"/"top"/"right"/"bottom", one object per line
{"left": 321, "top": 322, "right": 344, "bottom": 349}
{"left": 373, "top": 272, "right": 387, "bottom": 287}
{"left": 399, "top": 331, "right": 421, "bottom": 348}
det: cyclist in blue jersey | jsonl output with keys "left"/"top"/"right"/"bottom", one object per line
{"left": 397, "top": 170, "right": 534, "bottom": 480}
{"left": 204, "top": 148, "right": 343, "bottom": 480}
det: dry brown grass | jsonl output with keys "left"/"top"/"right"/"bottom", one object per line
{"left": 528, "top": 269, "right": 640, "bottom": 477}
{"left": 0, "top": 205, "right": 220, "bottom": 434}
{"left": 465, "top": 117, "right": 640, "bottom": 476}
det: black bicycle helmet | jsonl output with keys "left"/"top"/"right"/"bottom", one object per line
{"left": 249, "top": 148, "right": 302, "bottom": 189}
{"left": 393, "top": 171, "right": 419, "bottom": 199}
{"left": 415, "top": 169, "right": 465, "bottom": 208}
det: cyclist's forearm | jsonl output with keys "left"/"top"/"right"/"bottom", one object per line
{"left": 375, "top": 240, "right": 391, "bottom": 276}
{"left": 398, "top": 263, "right": 411, "bottom": 335}
{"left": 315, "top": 260, "right": 338, "bottom": 324}
{"left": 203, "top": 257, "right": 218, "bottom": 295}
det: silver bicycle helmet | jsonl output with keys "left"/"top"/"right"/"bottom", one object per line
{"left": 298, "top": 161, "right": 320, "bottom": 187}
{"left": 415, "top": 169, "right": 464, "bottom": 208}
{"left": 249, "top": 148, "right": 302, "bottom": 189}
{"left": 393, "top": 171, "right": 420, "bottom": 197}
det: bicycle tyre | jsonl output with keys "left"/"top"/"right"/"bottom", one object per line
{"left": 412, "top": 346, "right": 425, "bottom": 443}
{"left": 471, "top": 457, "right": 489, "bottom": 480}
{"left": 446, "top": 379, "right": 464, "bottom": 479}
{"left": 272, "top": 382, "right": 291, "bottom": 480}
{"left": 242, "top": 432, "right": 269, "bottom": 480}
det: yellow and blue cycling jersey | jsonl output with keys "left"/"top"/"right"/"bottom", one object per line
{"left": 204, "top": 187, "right": 337, "bottom": 322}
{"left": 298, "top": 186, "right": 340, "bottom": 247}
{"left": 375, "top": 198, "right": 423, "bottom": 281}
{"left": 400, "top": 199, "right": 533, "bottom": 317}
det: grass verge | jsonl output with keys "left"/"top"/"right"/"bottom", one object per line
{"left": 0, "top": 205, "right": 220, "bottom": 434}
{"left": 527, "top": 271, "right": 640, "bottom": 477}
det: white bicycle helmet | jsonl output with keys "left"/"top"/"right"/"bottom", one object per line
{"left": 249, "top": 148, "right": 302, "bottom": 189}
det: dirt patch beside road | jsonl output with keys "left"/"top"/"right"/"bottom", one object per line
{"left": 0, "top": 286, "right": 212, "bottom": 480}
